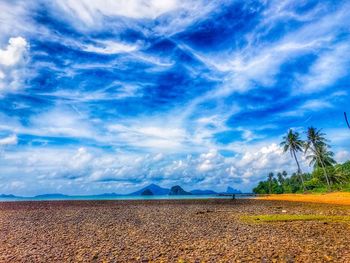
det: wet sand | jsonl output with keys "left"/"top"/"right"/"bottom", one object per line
{"left": 0, "top": 199, "right": 349, "bottom": 262}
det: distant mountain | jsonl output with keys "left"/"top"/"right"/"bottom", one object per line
{"left": 129, "top": 184, "right": 169, "bottom": 196}
{"left": 190, "top": 189, "right": 217, "bottom": 195}
{"left": 141, "top": 189, "right": 154, "bottom": 196}
{"left": 0, "top": 194, "right": 20, "bottom": 198}
{"left": 169, "top": 185, "right": 192, "bottom": 195}
{"left": 34, "top": 193, "right": 69, "bottom": 199}
{"left": 1, "top": 184, "right": 238, "bottom": 199}
{"left": 226, "top": 186, "right": 242, "bottom": 194}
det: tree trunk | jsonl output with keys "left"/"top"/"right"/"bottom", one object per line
{"left": 318, "top": 154, "right": 331, "bottom": 188}
{"left": 313, "top": 144, "right": 331, "bottom": 188}
{"left": 292, "top": 150, "right": 306, "bottom": 191}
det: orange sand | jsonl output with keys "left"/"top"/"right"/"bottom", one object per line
{"left": 256, "top": 192, "right": 350, "bottom": 206}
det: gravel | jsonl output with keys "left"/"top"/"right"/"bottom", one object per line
{"left": 0, "top": 199, "right": 349, "bottom": 262}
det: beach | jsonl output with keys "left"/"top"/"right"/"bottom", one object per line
{"left": 0, "top": 199, "right": 350, "bottom": 262}
{"left": 256, "top": 192, "right": 350, "bottom": 205}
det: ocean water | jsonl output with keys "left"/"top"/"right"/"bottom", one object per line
{"left": 0, "top": 194, "right": 250, "bottom": 202}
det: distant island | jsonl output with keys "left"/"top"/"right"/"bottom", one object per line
{"left": 0, "top": 184, "right": 242, "bottom": 200}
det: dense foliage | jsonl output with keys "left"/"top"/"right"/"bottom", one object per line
{"left": 253, "top": 127, "right": 350, "bottom": 194}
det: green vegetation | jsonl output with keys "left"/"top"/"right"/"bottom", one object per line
{"left": 241, "top": 214, "right": 350, "bottom": 223}
{"left": 253, "top": 127, "right": 350, "bottom": 194}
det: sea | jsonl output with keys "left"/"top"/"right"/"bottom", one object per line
{"left": 0, "top": 194, "right": 252, "bottom": 202}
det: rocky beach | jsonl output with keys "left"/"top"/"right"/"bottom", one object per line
{"left": 0, "top": 199, "right": 349, "bottom": 262}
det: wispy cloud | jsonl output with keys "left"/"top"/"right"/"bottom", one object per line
{"left": 0, "top": 134, "right": 18, "bottom": 146}
{"left": 0, "top": 0, "right": 350, "bottom": 194}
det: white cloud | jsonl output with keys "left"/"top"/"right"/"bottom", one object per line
{"left": 0, "top": 135, "right": 18, "bottom": 146}
{"left": 0, "top": 138, "right": 344, "bottom": 195}
{"left": 296, "top": 42, "right": 350, "bottom": 93}
{"left": 0, "top": 37, "right": 29, "bottom": 94}
{"left": 82, "top": 40, "right": 139, "bottom": 54}
{"left": 300, "top": 99, "right": 332, "bottom": 111}
{"left": 54, "top": 0, "right": 179, "bottom": 25}
{"left": 0, "top": 37, "right": 28, "bottom": 66}
{"left": 107, "top": 122, "right": 189, "bottom": 151}
{"left": 70, "top": 147, "right": 93, "bottom": 169}
{"left": 28, "top": 107, "right": 97, "bottom": 139}
{"left": 42, "top": 82, "right": 144, "bottom": 102}
{"left": 181, "top": 1, "right": 350, "bottom": 99}
{"left": 324, "top": 128, "right": 350, "bottom": 146}
{"left": 197, "top": 160, "right": 213, "bottom": 172}
{"left": 0, "top": 2, "right": 35, "bottom": 44}
{"left": 280, "top": 96, "right": 340, "bottom": 117}
{"left": 335, "top": 150, "right": 350, "bottom": 163}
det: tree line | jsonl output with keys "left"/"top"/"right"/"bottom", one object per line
{"left": 253, "top": 127, "right": 350, "bottom": 194}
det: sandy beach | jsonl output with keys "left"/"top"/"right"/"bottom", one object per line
{"left": 0, "top": 199, "right": 350, "bottom": 262}
{"left": 256, "top": 192, "right": 350, "bottom": 206}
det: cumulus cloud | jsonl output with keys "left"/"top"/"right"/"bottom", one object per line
{"left": 0, "top": 142, "right": 299, "bottom": 194}
{"left": 0, "top": 37, "right": 29, "bottom": 94}
{"left": 0, "top": 37, "right": 28, "bottom": 66}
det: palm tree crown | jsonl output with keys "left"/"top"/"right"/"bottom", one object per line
{"left": 281, "top": 129, "right": 304, "bottom": 161}
{"left": 280, "top": 129, "right": 305, "bottom": 190}
{"left": 305, "top": 127, "right": 328, "bottom": 153}
{"left": 306, "top": 144, "right": 336, "bottom": 168}
{"left": 305, "top": 127, "right": 335, "bottom": 187}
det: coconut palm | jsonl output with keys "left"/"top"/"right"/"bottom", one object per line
{"left": 306, "top": 144, "right": 336, "bottom": 168}
{"left": 280, "top": 129, "right": 306, "bottom": 191}
{"left": 268, "top": 172, "right": 274, "bottom": 194}
{"left": 277, "top": 172, "right": 283, "bottom": 185}
{"left": 282, "top": 170, "right": 288, "bottom": 179}
{"left": 277, "top": 172, "right": 284, "bottom": 192}
{"left": 304, "top": 127, "right": 334, "bottom": 187}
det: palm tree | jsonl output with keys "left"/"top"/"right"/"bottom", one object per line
{"left": 282, "top": 170, "right": 288, "bottom": 179}
{"left": 268, "top": 172, "right": 274, "bottom": 194}
{"left": 281, "top": 129, "right": 306, "bottom": 191}
{"left": 304, "top": 127, "right": 333, "bottom": 187}
{"left": 306, "top": 144, "right": 336, "bottom": 168}
{"left": 277, "top": 172, "right": 284, "bottom": 192}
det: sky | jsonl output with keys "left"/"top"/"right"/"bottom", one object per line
{"left": 0, "top": 0, "right": 350, "bottom": 195}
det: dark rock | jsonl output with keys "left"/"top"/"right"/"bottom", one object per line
{"left": 141, "top": 189, "right": 154, "bottom": 196}
{"left": 168, "top": 185, "right": 192, "bottom": 195}
{"left": 129, "top": 184, "right": 169, "bottom": 196}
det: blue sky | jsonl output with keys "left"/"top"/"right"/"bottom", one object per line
{"left": 0, "top": 0, "right": 350, "bottom": 195}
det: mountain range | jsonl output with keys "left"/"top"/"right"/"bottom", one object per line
{"left": 0, "top": 184, "right": 242, "bottom": 199}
